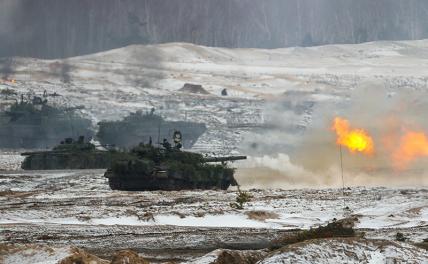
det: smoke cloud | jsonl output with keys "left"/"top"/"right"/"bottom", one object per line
{"left": 0, "top": 58, "right": 15, "bottom": 79}
{"left": 237, "top": 82, "right": 428, "bottom": 189}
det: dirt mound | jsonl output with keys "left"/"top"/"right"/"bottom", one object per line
{"left": 214, "top": 249, "right": 267, "bottom": 264}
{"left": 271, "top": 217, "right": 357, "bottom": 249}
{"left": 179, "top": 83, "right": 210, "bottom": 95}
{"left": 415, "top": 239, "right": 428, "bottom": 250}
{"left": 111, "top": 249, "right": 149, "bottom": 264}
{"left": 59, "top": 247, "right": 109, "bottom": 264}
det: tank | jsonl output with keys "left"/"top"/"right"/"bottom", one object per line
{"left": 104, "top": 131, "right": 246, "bottom": 191}
{"left": 0, "top": 92, "right": 93, "bottom": 149}
{"left": 96, "top": 108, "right": 206, "bottom": 149}
{"left": 21, "top": 136, "right": 119, "bottom": 170}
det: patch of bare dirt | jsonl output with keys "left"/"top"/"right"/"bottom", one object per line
{"left": 194, "top": 249, "right": 268, "bottom": 264}
{"left": 405, "top": 206, "right": 426, "bottom": 215}
{"left": 179, "top": 83, "right": 210, "bottom": 95}
{"left": 214, "top": 249, "right": 267, "bottom": 264}
{"left": 59, "top": 247, "right": 109, "bottom": 264}
{"left": 0, "top": 190, "right": 38, "bottom": 198}
{"left": 415, "top": 241, "right": 428, "bottom": 250}
{"left": 246, "top": 211, "right": 279, "bottom": 222}
{"left": 0, "top": 243, "right": 55, "bottom": 255}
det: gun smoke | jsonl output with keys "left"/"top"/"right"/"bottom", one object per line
{"left": 237, "top": 83, "right": 428, "bottom": 189}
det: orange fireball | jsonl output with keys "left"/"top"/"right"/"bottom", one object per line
{"left": 332, "top": 117, "right": 374, "bottom": 155}
{"left": 392, "top": 131, "right": 428, "bottom": 170}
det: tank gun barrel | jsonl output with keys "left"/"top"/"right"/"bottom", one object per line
{"left": 203, "top": 155, "right": 247, "bottom": 163}
{"left": 21, "top": 151, "right": 65, "bottom": 156}
{"left": 64, "top": 105, "right": 85, "bottom": 111}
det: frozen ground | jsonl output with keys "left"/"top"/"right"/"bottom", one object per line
{"left": 1, "top": 170, "right": 427, "bottom": 231}
{"left": 259, "top": 238, "right": 428, "bottom": 264}
{"left": 0, "top": 169, "right": 426, "bottom": 262}
{"left": 0, "top": 152, "right": 24, "bottom": 171}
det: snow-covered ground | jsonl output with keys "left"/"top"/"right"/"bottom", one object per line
{"left": 2, "top": 239, "right": 426, "bottom": 264}
{"left": 0, "top": 169, "right": 426, "bottom": 262}
{"left": 258, "top": 238, "right": 428, "bottom": 264}
{"left": 0, "top": 170, "right": 427, "bottom": 262}
{"left": 0, "top": 170, "right": 426, "bottom": 231}
{"left": 1, "top": 244, "right": 73, "bottom": 264}
{"left": 0, "top": 152, "right": 24, "bottom": 171}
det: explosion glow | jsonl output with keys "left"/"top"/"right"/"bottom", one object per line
{"left": 332, "top": 117, "right": 374, "bottom": 155}
{"left": 392, "top": 131, "right": 428, "bottom": 170}
{"left": 0, "top": 78, "right": 16, "bottom": 84}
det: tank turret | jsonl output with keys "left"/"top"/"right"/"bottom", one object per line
{"left": 104, "top": 132, "right": 246, "bottom": 191}
{"left": 202, "top": 156, "right": 247, "bottom": 163}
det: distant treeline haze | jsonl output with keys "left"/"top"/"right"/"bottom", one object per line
{"left": 0, "top": 0, "right": 427, "bottom": 58}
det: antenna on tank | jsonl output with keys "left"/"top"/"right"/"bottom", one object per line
{"left": 157, "top": 121, "right": 161, "bottom": 147}
{"left": 339, "top": 145, "right": 346, "bottom": 208}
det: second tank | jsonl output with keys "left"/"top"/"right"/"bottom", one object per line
{"left": 96, "top": 109, "right": 206, "bottom": 149}
{"left": 21, "top": 136, "right": 120, "bottom": 170}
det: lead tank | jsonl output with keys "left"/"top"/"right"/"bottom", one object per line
{"left": 21, "top": 136, "right": 119, "bottom": 170}
{"left": 97, "top": 109, "right": 206, "bottom": 149}
{"left": 0, "top": 92, "right": 93, "bottom": 149}
{"left": 105, "top": 131, "right": 246, "bottom": 191}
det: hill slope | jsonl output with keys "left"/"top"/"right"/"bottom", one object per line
{"left": 1, "top": 39, "right": 428, "bottom": 158}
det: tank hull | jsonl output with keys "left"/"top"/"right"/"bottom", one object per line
{"left": 107, "top": 177, "right": 234, "bottom": 191}
{"left": 105, "top": 169, "right": 236, "bottom": 191}
{"left": 21, "top": 151, "right": 115, "bottom": 170}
